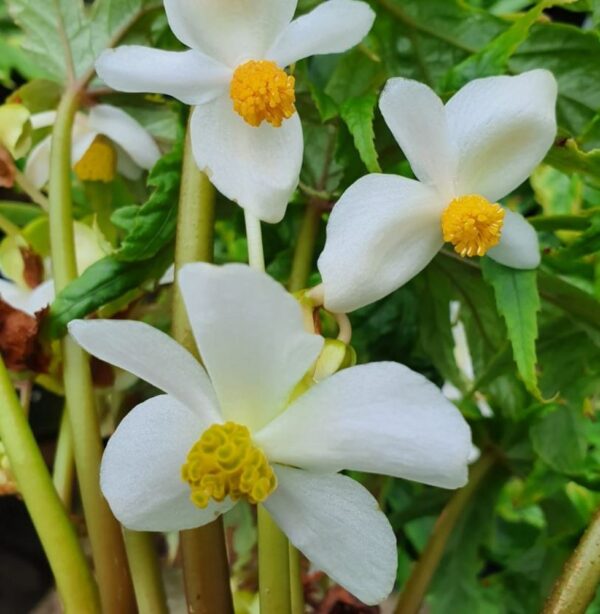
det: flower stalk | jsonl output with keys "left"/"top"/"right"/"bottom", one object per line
{"left": 48, "top": 86, "right": 135, "bottom": 613}
{"left": 394, "top": 450, "right": 497, "bottom": 614}
{"left": 52, "top": 405, "right": 75, "bottom": 508}
{"left": 0, "top": 355, "right": 100, "bottom": 613}
{"left": 173, "top": 122, "right": 234, "bottom": 614}
{"left": 543, "top": 506, "right": 600, "bottom": 614}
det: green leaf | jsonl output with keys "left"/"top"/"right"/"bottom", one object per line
{"left": 112, "top": 133, "right": 183, "bottom": 262}
{"left": 545, "top": 139, "right": 600, "bottom": 187}
{"left": 47, "top": 246, "right": 172, "bottom": 338}
{"left": 0, "top": 201, "right": 44, "bottom": 227}
{"left": 340, "top": 93, "right": 381, "bottom": 173}
{"left": 481, "top": 258, "right": 541, "bottom": 397}
{"left": 557, "top": 213, "right": 600, "bottom": 259}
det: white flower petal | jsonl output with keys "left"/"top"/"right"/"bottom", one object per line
{"left": 0, "top": 280, "right": 33, "bottom": 313}
{"left": 24, "top": 136, "right": 52, "bottom": 189}
{"left": 318, "top": 174, "right": 444, "bottom": 313}
{"left": 487, "top": 209, "right": 540, "bottom": 269}
{"left": 23, "top": 280, "right": 54, "bottom": 315}
{"left": 68, "top": 320, "right": 220, "bottom": 423}
{"left": 116, "top": 147, "right": 143, "bottom": 180}
{"left": 265, "top": 466, "right": 397, "bottom": 606}
{"left": 267, "top": 0, "right": 375, "bottom": 68}
{"left": 88, "top": 105, "right": 160, "bottom": 171}
{"left": 447, "top": 69, "right": 558, "bottom": 202}
{"left": 30, "top": 111, "right": 57, "bottom": 130}
{"left": 379, "top": 78, "right": 456, "bottom": 196}
{"left": 257, "top": 362, "right": 471, "bottom": 489}
{"left": 71, "top": 131, "right": 97, "bottom": 166}
{"left": 178, "top": 263, "right": 323, "bottom": 432}
{"left": 164, "top": 0, "right": 296, "bottom": 67}
{"left": 190, "top": 95, "right": 303, "bottom": 223}
{"left": 101, "top": 394, "right": 233, "bottom": 531}
{"left": 96, "top": 47, "right": 230, "bottom": 106}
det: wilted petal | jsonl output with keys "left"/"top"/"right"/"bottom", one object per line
{"left": 257, "top": 362, "right": 471, "bottom": 489}
{"left": 68, "top": 319, "right": 220, "bottom": 423}
{"left": 101, "top": 394, "right": 233, "bottom": 531}
{"left": 265, "top": 466, "right": 397, "bottom": 606}
{"left": 178, "top": 263, "right": 323, "bottom": 432}
{"left": 96, "top": 47, "right": 230, "bottom": 105}
{"left": 447, "top": 69, "right": 558, "bottom": 202}
{"left": 190, "top": 95, "right": 303, "bottom": 223}
{"left": 487, "top": 209, "right": 540, "bottom": 269}
{"left": 318, "top": 174, "right": 444, "bottom": 313}
{"left": 268, "top": 0, "right": 374, "bottom": 67}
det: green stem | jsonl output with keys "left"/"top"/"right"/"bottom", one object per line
{"left": 52, "top": 405, "right": 75, "bottom": 509}
{"left": 123, "top": 531, "right": 169, "bottom": 614}
{"left": 394, "top": 451, "right": 497, "bottom": 614}
{"left": 543, "top": 506, "right": 600, "bottom": 614}
{"left": 258, "top": 506, "right": 292, "bottom": 614}
{"left": 14, "top": 169, "right": 49, "bottom": 210}
{"left": 48, "top": 87, "right": 135, "bottom": 613}
{"left": 172, "top": 122, "right": 233, "bottom": 614}
{"left": 288, "top": 203, "right": 321, "bottom": 293}
{"left": 289, "top": 546, "right": 304, "bottom": 614}
{"left": 0, "top": 356, "right": 100, "bottom": 612}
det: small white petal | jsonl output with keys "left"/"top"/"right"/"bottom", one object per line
{"left": 88, "top": 105, "right": 160, "bottom": 171}
{"left": 265, "top": 466, "right": 397, "bottom": 606}
{"left": 164, "top": 0, "right": 296, "bottom": 67}
{"left": 178, "top": 263, "right": 323, "bottom": 432}
{"left": 0, "top": 280, "right": 34, "bottom": 314}
{"left": 318, "top": 174, "right": 444, "bottom": 313}
{"left": 447, "top": 69, "right": 558, "bottom": 202}
{"left": 257, "top": 362, "right": 472, "bottom": 489}
{"left": 267, "top": 0, "right": 375, "bottom": 68}
{"left": 487, "top": 209, "right": 540, "bottom": 269}
{"left": 30, "top": 111, "right": 57, "bottom": 130}
{"left": 68, "top": 320, "right": 220, "bottom": 423}
{"left": 101, "top": 394, "right": 233, "bottom": 531}
{"left": 71, "top": 131, "right": 97, "bottom": 166}
{"left": 116, "top": 147, "right": 143, "bottom": 180}
{"left": 22, "top": 280, "right": 54, "bottom": 315}
{"left": 379, "top": 78, "right": 456, "bottom": 196}
{"left": 24, "top": 136, "right": 52, "bottom": 189}
{"left": 190, "top": 95, "right": 303, "bottom": 223}
{"left": 96, "top": 47, "right": 230, "bottom": 106}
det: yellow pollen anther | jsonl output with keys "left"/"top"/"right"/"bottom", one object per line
{"left": 230, "top": 60, "right": 296, "bottom": 128}
{"left": 441, "top": 194, "right": 505, "bottom": 258}
{"left": 73, "top": 135, "right": 117, "bottom": 183}
{"left": 181, "top": 422, "right": 277, "bottom": 509}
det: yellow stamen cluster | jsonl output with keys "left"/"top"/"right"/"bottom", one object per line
{"left": 441, "top": 194, "right": 505, "bottom": 257}
{"left": 73, "top": 135, "right": 117, "bottom": 183}
{"left": 230, "top": 60, "right": 296, "bottom": 128}
{"left": 181, "top": 422, "right": 277, "bottom": 509}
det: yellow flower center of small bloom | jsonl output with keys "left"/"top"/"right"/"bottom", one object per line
{"left": 441, "top": 194, "right": 505, "bottom": 258}
{"left": 73, "top": 135, "right": 117, "bottom": 183}
{"left": 230, "top": 60, "right": 296, "bottom": 128}
{"left": 181, "top": 422, "right": 277, "bottom": 509}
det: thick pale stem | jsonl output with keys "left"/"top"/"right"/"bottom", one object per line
{"left": 244, "top": 209, "right": 266, "bottom": 272}
{"left": 124, "top": 531, "right": 169, "bottom": 614}
{"left": 48, "top": 87, "right": 135, "bottom": 613}
{"left": 52, "top": 406, "right": 75, "bottom": 509}
{"left": 395, "top": 451, "right": 497, "bottom": 614}
{"left": 0, "top": 356, "right": 100, "bottom": 612}
{"left": 173, "top": 124, "right": 233, "bottom": 614}
{"left": 543, "top": 506, "right": 600, "bottom": 614}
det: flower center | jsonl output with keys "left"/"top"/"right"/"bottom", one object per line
{"left": 230, "top": 60, "right": 296, "bottom": 128}
{"left": 181, "top": 421, "right": 277, "bottom": 508}
{"left": 73, "top": 135, "right": 116, "bottom": 183}
{"left": 441, "top": 194, "right": 505, "bottom": 257}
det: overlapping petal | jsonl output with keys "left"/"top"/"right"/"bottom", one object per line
{"left": 68, "top": 320, "right": 220, "bottom": 422}
{"left": 100, "top": 394, "right": 233, "bottom": 531}
{"left": 96, "top": 47, "right": 230, "bottom": 105}
{"left": 164, "top": 0, "right": 296, "bottom": 67}
{"left": 318, "top": 174, "right": 444, "bottom": 313}
{"left": 265, "top": 466, "right": 397, "bottom": 606}
{"left": 190, "top": 95, "right": 303, "bottom": 223}
{"left": 267, "top": 0, "right": 375, "bottom": 68}
{"left": 24, "top": 136, "right": 52, "bottom": 189}
{"left": 88, "top": 105, "right": 161, "bottom": 171}
{"left": 487, "top": 209, "right": 541, "bottom": 269}
{"left": 257, "top": 362, "right": 471, "bottom": 488}
{"left": 447, "top": 69, "right": 558, "bottom": 202}
{"left": 178, "top": 263, "right": 323, "bottom": 432}
{"left": 379, "top": 78, "right": 456, "bottom": 195}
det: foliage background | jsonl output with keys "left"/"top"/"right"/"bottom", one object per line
{"left": 0, "top": 0, "right": 599, "bottom": 611}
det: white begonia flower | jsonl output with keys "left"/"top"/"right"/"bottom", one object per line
{"left": 25, "top": 104, "right": 161, "bottom": 189}
{"left": 69, "top": 263, "right": 471, "bottom": 605}
{"left": 94, "top": 0, "right": 375, "bottom": 224}
{"left": 318, "top": 70, "right": 558, "bottom": 313}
